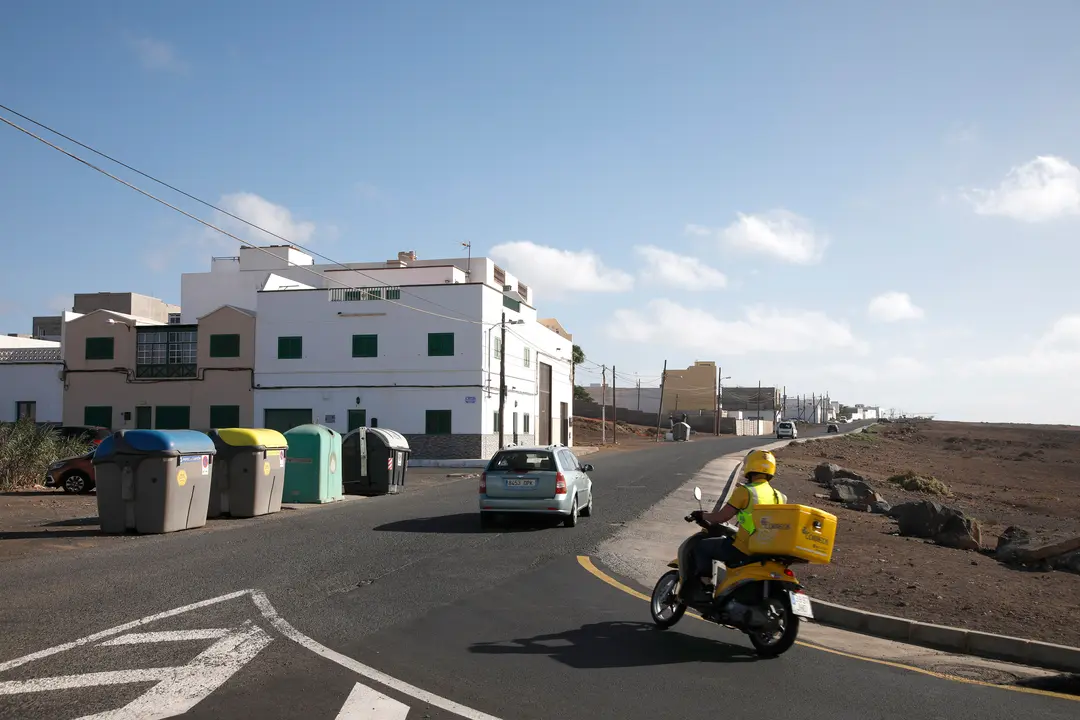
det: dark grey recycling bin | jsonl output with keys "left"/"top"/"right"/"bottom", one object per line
{"left": 92, "top": 430, "right": 216, "bottom": 534}
{"left": 342, "top": 427, "right": 411, "bottom": 496}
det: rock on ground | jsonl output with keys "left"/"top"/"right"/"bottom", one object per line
{"left": 889, "top": 499, "right": 983, "bottom": 551}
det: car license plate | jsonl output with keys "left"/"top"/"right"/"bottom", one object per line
{"left": 789, "top": 591, "right": 814, "bottom": 619}
{"left": 506, "top": 477, "right": 536, "bottom": 488}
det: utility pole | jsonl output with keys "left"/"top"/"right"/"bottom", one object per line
{"left": 782, "top": 385, "right": 787, "bottom": 421}
{"left": 612, "top": 366, "right": 617, "bottom": 444}
{"left": 811, "top": 393, "right": 816, "bottom": 424}
{"left": 654, "top": 360, "right": 667, "bottom": 442}
{"left": 714, "top": 368, "right": 720, "bottom": 436}
{"left": 498, "top": 312, "right": 507, "bottom": 450}
{"left": 601, "top": 365, "right": 607, "bottom": 445}
{"left": 636, "top": 378, "right": 641, "bottom": 411}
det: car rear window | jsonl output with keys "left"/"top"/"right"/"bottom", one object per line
{"left": 779, "top": 422, "right": 793, "bottom": 429}
{"left": 488, "top": 451, "right": 555, "bottom": 472}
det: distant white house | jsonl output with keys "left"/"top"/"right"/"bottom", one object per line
{"left": 0, "top": 346, "right": 63, "bottom": 423}
{"left": 182, "top": 246, "right": 574, "bottom": 459}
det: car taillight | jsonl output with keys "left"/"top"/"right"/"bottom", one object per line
{"left": 555, "top": 472, "right": 567, "bottom": 494}
{"left": 479, "top": 472, "right": 487, "bottom": 494}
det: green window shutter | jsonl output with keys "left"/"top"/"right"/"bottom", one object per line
{"left": 278, "top": 336, "right": 303, "bottom": 359}
{"left": 85, "top": 337, "right": 114, "bottom": 360}
{"left": 209, "top": 405, "right": 241, "bottom": 428}
{"left": 351, "top": 334, "right": 378, "bottom": 358}
{"left": 155, "top": 406, "right": 191, "bottom": 430}
{"left": 503, "top": 296, "right": 521, "bottom": 312}
{"left": 83, "top": 406, "right": 112, "bottom": 428}
{"left": 426, "top": 410, "right": 452, "bottom": 435}
{"left": 428, "top": 333, "right": 454, "bottom": 357}
{"left": 209, "top": 334, "right": 241, "bottom": 358}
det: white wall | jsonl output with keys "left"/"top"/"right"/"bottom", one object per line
{"left": 0, "top": 364, "right": 63, "bottom": 422}
{"left": 253, "top": 284, "right": 486, "bottom": 434}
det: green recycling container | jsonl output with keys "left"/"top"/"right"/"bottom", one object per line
{"left": 283, "top": 424, "right": 343, "bottom": 503}
{"left": 206, "top": 428, "right": 289, "bottom": 518}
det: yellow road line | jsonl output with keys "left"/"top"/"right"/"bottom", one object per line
{"left": 575, "top": 555, "right": 1078, "bottom": 703}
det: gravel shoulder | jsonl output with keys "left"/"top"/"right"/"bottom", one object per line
{"left": 774, "top": 421, "right": 1080, "bottom": 648}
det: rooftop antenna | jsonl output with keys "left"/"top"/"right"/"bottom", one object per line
{"left": 461, "top": 241, "right": 472, "bottom": 282}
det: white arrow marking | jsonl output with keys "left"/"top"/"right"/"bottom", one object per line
{"left": 335, "top": 682, "right": 410, "bottom": 719}
{"left": 100, "top": 629, "right": 231, "bottom": 645}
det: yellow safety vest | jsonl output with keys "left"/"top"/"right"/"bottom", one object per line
{"left": 734, "top": 481, "right": 787, "bottom": 553}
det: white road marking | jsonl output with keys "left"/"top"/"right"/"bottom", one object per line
{"left": 0, "top": 589, "right": 504, "bottom": 720}
{"left": 251, "top": 590, "right": 504, "bottom": 720}
{"left": 76, "top": 623, "right": 273, "bottom": 720}
{"left": 100, "top": 629, "right": 232, "bottom": 645}
{"left": 0, "top": 669, "right": 169, "bottom": 694}
{"left": 0, "top": 589, "right": 250, "bottom": 673}
{"left": 335, "top": 682, "right": 410, "bottom": 720}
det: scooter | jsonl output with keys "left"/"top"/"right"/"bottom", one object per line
{"left": 649, "top": 487, "right": 814, "bottom": 657}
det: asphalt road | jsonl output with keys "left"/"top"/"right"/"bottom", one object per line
{"left": 0, "top": 424, "right": 1074, "bottom": 719}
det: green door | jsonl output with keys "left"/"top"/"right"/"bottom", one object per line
{"left": 347, "top": 409, "right": 367, "bottom": 431}
{"left": 135, "top": 406, "right": 152, "bottom": 429}
{"left": 264, "top": 408, "right": 313, "bottom": 433}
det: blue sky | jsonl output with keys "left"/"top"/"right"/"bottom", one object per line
{"left": 3, "top": 2, "right": 1080, "bottom": 423}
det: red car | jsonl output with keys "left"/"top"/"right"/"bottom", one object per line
{"left": 45, "top": 450, "right": 97, "bottom": 494}
{"left": 53, "top": 425, "right": 110, "bottom": 446}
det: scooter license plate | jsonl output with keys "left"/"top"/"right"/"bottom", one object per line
{"left": 789, "top": 591, "right": 814, "bottom": 619}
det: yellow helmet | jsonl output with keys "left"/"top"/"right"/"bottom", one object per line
{"left": 743, "top": 449, "right": 776, "bottom": 479}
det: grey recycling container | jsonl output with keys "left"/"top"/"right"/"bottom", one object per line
{"left": 342, "top": 427, "right": 411, "bottom": 496}
{"left": 92, "top": 429, "right": 216, "bottom": 534}
{"left": 206, "top": 428, "right": 289, "bottom": 518}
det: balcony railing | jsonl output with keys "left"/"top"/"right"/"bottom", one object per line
{"left": 329, "top": 286, "right": 402, "bottom": 302}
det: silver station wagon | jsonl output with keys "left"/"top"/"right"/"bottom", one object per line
{"left": 479, "top": 445, "right": 594, "bottom": 529}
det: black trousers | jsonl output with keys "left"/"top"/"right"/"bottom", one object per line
{"left": 693, "top": 536, "right": 748, "bottom": 578}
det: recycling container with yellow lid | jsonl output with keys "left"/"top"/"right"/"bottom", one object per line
{"left": 206, "top": 428, "right": 289, "bottom": 518}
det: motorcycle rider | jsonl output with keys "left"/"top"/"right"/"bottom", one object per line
{"left": 681, "top": 449, "right": 788, "bottom": 601}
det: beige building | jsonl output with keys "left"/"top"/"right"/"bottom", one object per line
{"left": 73, "top": 292, "right": 181, "bottom": 325}
{"left": 662, "top": 361, "right": 718, "bottom": 413}
{"left": 62, "top": 306, "right": 255, "bottom": 430}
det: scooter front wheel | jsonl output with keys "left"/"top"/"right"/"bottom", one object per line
{"left": 650, "top": 570, "right": 687, "bottom": 629}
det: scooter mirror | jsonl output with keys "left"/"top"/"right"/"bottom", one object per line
{"left": 693, "top": 487, "right": 702, "bottom": 501}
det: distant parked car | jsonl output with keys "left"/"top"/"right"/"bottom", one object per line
{"left": 45, "top": 449, "right": 97, "bottom": 493}
{"left": 775, "top": 421, "right": 798, "bottom": 440}
{"left": 479, "top": 446, "right": 594, "bottom": 529}
{"left": 52, "top": 425, "right": 110, "bottom": 446}
{"left": 827, "top": 423, "right": 839, "bottom": 433}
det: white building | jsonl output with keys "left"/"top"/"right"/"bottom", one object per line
{"left": 182, "top": 246, "right": 574, "bottom": 459}
{"left": 0, "top": 346, "right": 64, "bottom": 423}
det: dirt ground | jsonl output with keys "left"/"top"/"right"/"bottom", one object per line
{"left": 0, "top": 468, "right": 476, "bottom": 564}
{"left": 774, "top": 421, "right": 1080, "bottom": 648}
{"left": 572, "top": 416, "right": 661, "bottom": 450}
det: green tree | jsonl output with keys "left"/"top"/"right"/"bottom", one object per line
{"left": 572, "top": 344, "right": 585, "bottom": 366}
{"left": 571, "top": 344, "right": 590, "bottom": 402}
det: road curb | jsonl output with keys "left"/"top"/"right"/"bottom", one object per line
{"left": 809, "top": 598, "right": 1080, "bottom": 673}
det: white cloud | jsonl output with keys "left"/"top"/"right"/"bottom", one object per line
{"left": 489, "top": 241, "right": 633, "bottom": 296}
{"left": 683, "top": 223, "right": 713, "bottom": 237}
{"left": 634, "top": 246, "right": 727, "bottom": 290}
{"left": 608, "top": 299, "right": 865, "bottom": 355}
{"left": 216, "top": 192, "right": 317, "bottom": 246}
{"left": 867, "top": 291, "right": 924, "bottom": 322}
{"left": 129, "top": 37, "right": 188, "bottom": 75}
{"left": 970, "top": 315, "right": 1080, "bottom": 376}
{"left": 824, "top": 357, "right": 933, "bottom": 383}
{"left": 716, "top": 210, "right": 827, "bottom": 264}
{"left": 964, "top": 156, "right": 1080, "bottom": 222}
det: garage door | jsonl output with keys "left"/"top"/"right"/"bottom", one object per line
{"left": 263, "top": 408, "right": 313, "bottom": 433}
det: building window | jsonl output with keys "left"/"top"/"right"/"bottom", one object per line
{"left": 351, "top": 334, "right": 378, "bottom": 358}
{"left": 209, "top": 333, "right": 241, "bottom": 358}
{"left": 168, "top": 313, "right": 181, "bottom": 325}
{"left": 15, "top": 401, "right": 36, "bottom": 422}
{"left": 330, "top": 286, "right": 401, "bottom": 301}
{"left": 493, "top": 337, "right": 502, "bottom": 360}
{"left": 209, "top": 405, "right": 240, "bottom": 428}
{"left": 523, "top": 413, "right": 531, "bottom": 433}
{"left": 85, "top": 337, "right": 114, "bottom": 360}
{"left": 426, "top": 410, "right": 452, "bottom": 435}
{"left": 503, "top": 295, "right": 521, "bottom": 312}
{"left": 136, "top": 327, "right": 196, "bottom": 378}
{"left": 347, "top": 409, "right": 367, "bottom": 431}
{"left": 278, "top": 336, "right": 303, "bottom": 359}
{"left": 493, "top": 411, "right": 500, "bottom": 433}
{"left": 155, "top": 406, "right": 191, "bottom": 430}
{"left": 84, "top": 406, "right": 112, "bottom": 428}
{"left": 523, "top": 347, "right": 531, "bottom": 367}
{"left": 428, "top": 333, "right": 454, "bottom": 357}
{"left": 494, "top": 265, "right": 506, "bottom": 286}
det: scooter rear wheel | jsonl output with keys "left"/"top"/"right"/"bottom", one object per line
{"left": 748, "top": 599, "right": 800, "bottom": 658}
{"left": 650, "top": 570, "right": 687, "bottom": 629}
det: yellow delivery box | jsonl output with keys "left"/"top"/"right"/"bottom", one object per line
{"left": 747, "top": 504, "right": 838, "bottom": 564}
